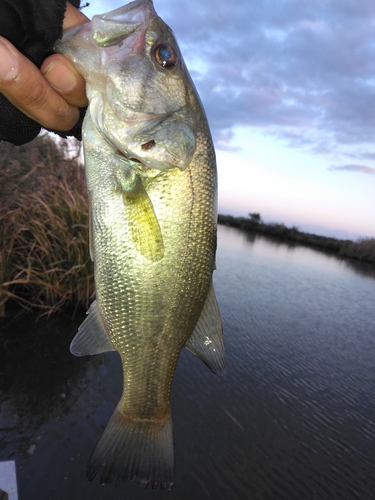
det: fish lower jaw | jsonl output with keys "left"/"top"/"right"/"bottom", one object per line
{"left": 115, "top": 149, "right": 167, "bottom": 180}
{"left": 115, "top": 149, "right": 144, "bottom": 168}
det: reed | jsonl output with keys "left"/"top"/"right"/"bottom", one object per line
{"left": 0, "top": 134, "right": 94, "bottom": 317}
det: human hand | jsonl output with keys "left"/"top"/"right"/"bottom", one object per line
{"left": 0, "top": 2, "right": 88, "bottom": 133}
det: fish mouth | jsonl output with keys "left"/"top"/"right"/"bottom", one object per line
{"left": 92, "top": 0, "right": 156, "bottom": 48}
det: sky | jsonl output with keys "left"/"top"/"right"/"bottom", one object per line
{"left": 79, "top": 0, "right": 375, "bottom": 239}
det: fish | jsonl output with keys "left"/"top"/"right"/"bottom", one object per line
{"left": 54, "top": 0, "right": 225, "bottom": 489}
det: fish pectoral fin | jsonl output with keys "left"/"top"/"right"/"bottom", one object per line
{"left": 121, "top": 176, "right": 164, "bottom": 262}
{"left": 71, "top": 300, "right": 115, "bottom": 356}
{"left": 185, "top": 280, "right": 226, "bottom": 376}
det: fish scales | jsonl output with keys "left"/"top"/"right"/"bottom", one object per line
{"left": 55, "top": 0, "right": 225, "bottom": 489}
{"left": 93, "top": 119, "right": 217, "bottom": 417}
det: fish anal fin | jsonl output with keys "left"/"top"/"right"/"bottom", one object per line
{"left": 185, "top": 280, "right": 226, "bottom": 376}
{"left": 71, "top": 300, "right": 115, "bottom": 356}
{"left": 87, "top": 408, "right": 174, "bottom": 489}
{"left": 122, "top": 176, "right": 164, "bottom": 262}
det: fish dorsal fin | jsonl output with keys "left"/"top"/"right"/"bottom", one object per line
{"left": 185, "top": 281, "right": 226, "bottom": 376}
{"left": 71, "top": 300, "right": 115, "bottom": 357}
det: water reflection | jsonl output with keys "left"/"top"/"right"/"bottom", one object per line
{"left": 2, "top": 314, "right": 82, "bottom": 411}
{"left": 219, "top": 224, "right": 375, "bottom": 280}
{"left": 0, "top": 313, "right": 96, "bottom": 452}
{"left": 214, "top": 225, "right": 375, "bottom": 500}
{"left": 0, "top": 226, "right": 374, "bottom": 500}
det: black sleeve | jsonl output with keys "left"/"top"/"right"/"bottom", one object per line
{"left": 0, "top": 0, "right": 85, "bottom": 145}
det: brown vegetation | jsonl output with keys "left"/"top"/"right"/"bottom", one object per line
{"left": 0, "top": 134, "right": 94, "bottom": 317}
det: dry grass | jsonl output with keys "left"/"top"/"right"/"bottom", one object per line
{"left": 0, "top": 134, "right": 94, "bottom": 317}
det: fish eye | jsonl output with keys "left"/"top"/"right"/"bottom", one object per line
{"left": 154, "top": 43, "right": 178, "bottom": 68}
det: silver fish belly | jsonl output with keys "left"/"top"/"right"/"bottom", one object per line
{"left": 55, "top": 0, "right": 225, "bottom": 489}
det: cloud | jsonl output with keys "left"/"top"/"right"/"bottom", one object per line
{"left": 84, "top": 0, "right": 375, "bottom": 158}
{"left": 156, "top": 0, "right": 375, "bottom": 153}
{"left": 328, "top": 164, "right": 375, "bottom": 175}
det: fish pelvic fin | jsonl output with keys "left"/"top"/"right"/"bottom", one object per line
{"left": 87, "top": 408, "right": 174, "bottom": 490}
{"left": 121, "top": 175, "right": 164, "bottom": 262}
{"left": 185, "top": 280, "right": 226, "bottom": 376}
{"left": 70, "top": 300, "right": 115, "bottom": 356}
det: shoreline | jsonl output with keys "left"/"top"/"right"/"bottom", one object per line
{"left": 218, "top": 214, "right": 375, "bottom": 264}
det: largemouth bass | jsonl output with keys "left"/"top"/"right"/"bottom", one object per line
{"left": 55, "top": 0, "right": 225, "bottom": 489}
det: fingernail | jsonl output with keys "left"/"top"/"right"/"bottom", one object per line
{"left": 43, "top": 61, "right": 77, "bottom": 93}
{"left": 0, "top": 37, "right": 19, "bottom": 80}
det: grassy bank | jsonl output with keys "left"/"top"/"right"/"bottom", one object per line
{"left": 218, "top": 214, "right": 375, "bottom": 264}
{"left": 2, "top": 134, "right": 373, "bottom": 317}
{"left": 1, "top": 135, "right": 94, "bottom": 317}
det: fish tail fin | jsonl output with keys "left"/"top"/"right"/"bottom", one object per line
{"left": 87, "top": 408, "right": 174, "bottom": 490}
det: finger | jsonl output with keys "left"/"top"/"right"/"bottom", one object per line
{"left": 41, "top": 3, "right": 89, "bottom": 111}
{"left": 41, "top": 54, "right": 88, "bottom": 108}
{"left": 63, "top": 2, "right": 89, "bottom": 29}
{"left": 0, "top": 36, "right": 80, "bottom": 131}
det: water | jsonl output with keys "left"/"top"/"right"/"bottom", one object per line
{"left": 1, "top": 224, "right": 374, "bottom": 499}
